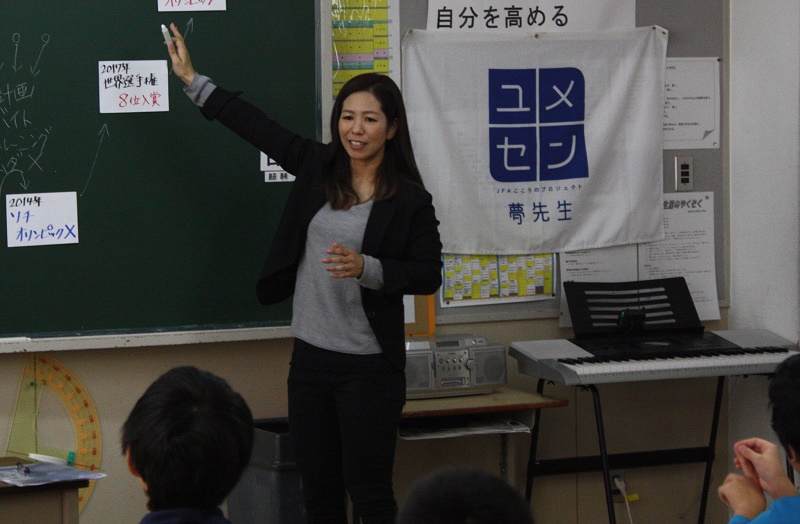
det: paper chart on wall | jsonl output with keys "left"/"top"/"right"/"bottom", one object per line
{"left": 441, "top": 253, "right": 555, "bottom": 307}
{"left": 639, "top": 192, "right": 719, "bottom": 320}
{"left": 663, "top": 57, "right": 720, "bottom": 149}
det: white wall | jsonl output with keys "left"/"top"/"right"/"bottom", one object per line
{"left": 728, "top": 0, "right": 800, "bottom": 466}
{"left": 729, "top": 1, "right": 800, "bottom": 339}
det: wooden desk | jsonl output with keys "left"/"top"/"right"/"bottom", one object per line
{"left": 0, "top": 457, "right": 87, "bottom": 524}
{"left": 402, "top": 385, "right": 566, "bottom": 419}
{"left": 399, "top": 386, "right": 567, "bottom": 487}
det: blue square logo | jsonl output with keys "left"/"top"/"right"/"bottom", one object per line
{"left": 489, "top": 68, "right": 588, "bottom": 182}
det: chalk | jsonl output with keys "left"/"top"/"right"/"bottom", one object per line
{"left": 161, "top": 24, "right": 172, "bottom": 49}
{"left": 29, "top": 453, "right": 68, "bottom": 466}
{"left": 0, "top": 337, "right": 29, "bottom": 343}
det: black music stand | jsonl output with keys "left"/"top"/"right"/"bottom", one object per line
{"left": 526, "top": 277, "right": 723, "bottom": 524}
{"left": 564, "top": 277, "right": 703, "bottom": 338}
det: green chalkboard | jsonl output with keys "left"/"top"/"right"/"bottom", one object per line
{"left": 1, "top": 2, "right": 317, "bottom": 337}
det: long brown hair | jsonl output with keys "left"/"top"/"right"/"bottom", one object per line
{"left": 326, "top": 73, "right": 424, "bottom": 210}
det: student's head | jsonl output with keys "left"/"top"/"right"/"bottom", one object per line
{"left": 327, "top": 73, "right": 423, "bottom": 207}
{"left": 121, "top": 366, "right": 254, "bottom": 512}
{"left": 769, "top": 354, "right": 800, "bottom": 461}
{"left": 396, "top": 467, "right": 533, "bottom": 524}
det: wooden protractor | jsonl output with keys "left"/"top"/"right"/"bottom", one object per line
{"left": 5, "top": 353, "right": 102, "bottom": 511}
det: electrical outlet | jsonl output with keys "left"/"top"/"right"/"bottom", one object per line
{"left": 610, "top": 470, "right": 625, "bottom": 503}
{"left": 675, "top": 156, "right": 694, "bottom": 191}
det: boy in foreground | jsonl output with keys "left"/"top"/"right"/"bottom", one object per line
{"left": 718, "top": 354, "right": 800, "bottom": 522}
{"left": 122, "top": 366, "right": 254, "bottom": 524}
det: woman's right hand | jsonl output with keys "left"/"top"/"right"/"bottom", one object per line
{"left": 164, "top": 23, "right": 196, "bottom": 86}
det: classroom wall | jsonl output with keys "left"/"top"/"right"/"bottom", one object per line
{"left": 728, "top": 1, "right": 800, "bottom": 341}
{"left": 727, "top": 0, "right": 800, "bottom": 470}
{"left": 2, "top": 2, "right": 795, "bottom": 524}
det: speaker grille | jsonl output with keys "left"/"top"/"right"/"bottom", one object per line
{"left": 473, "top": 348, "right": 507, "bottom": 385}
{"left": 405, "top": 353, "right": 434, "bottom": 390}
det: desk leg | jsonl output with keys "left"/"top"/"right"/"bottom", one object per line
{"left": 586, "top": 385, "right": 617, "bottom": 524}
{"left": 525, "top": 379, "right": 546, "bottom": 503}
{"left": 501, "top": 433, "right": 509, "bottom": 481}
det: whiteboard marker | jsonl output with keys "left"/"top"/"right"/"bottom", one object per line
{"left": 161, "top": 24, "right": 173, "bottom": 49}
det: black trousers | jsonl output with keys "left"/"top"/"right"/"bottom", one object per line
{"left": 288, "top": 339, "right": 406, "bottom": 524}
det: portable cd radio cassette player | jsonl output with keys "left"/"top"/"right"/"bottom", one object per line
{"left": 405, "top": 334, "right": 507, "bottom": 399}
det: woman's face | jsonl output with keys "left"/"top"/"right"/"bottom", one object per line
{"left": 338, "top": 91, "right": 397, "bottom": 169}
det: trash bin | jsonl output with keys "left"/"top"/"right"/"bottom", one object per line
{"left": 227, "top": 418, "right": 306, "bottom": 523}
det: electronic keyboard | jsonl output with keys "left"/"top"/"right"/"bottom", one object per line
{"left": 510, "top": 329, "right": 797, "bottom": 386}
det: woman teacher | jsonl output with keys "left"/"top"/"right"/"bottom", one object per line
{"left": 164, "top": 24, "right": 443, "bottom": 524}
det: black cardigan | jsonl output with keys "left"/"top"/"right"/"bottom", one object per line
{"left": 200, "top": 87, "right": 443, "bottom": 370}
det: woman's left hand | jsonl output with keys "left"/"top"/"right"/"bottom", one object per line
{"left": 323, "top": 242, "right": 364, "bottom": 279}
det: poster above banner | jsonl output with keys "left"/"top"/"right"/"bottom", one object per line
{"left": 427, "top": 0, "right": 635, "bottom": 32}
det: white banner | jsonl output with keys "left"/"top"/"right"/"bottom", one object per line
{"left": 403, "top": 27, "right": 668, "bottom": 254}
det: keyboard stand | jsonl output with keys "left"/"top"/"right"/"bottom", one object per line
{"left": 526, "top": 376, "right": 724, "bottom": 524}
{"left": 519, "top": 278, "right": 767, "bottom": 522}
